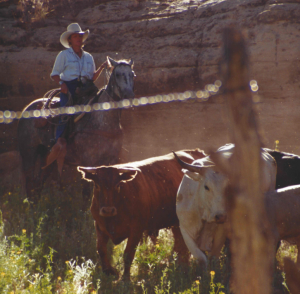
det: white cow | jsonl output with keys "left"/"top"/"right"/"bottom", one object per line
{"left": 175, "top": 143, "right": 277, "bottom": 265}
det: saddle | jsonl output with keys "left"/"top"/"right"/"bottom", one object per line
{"left": 36, "top": 80, "right": 98, "bottom": 131}
{"left": 39, "top": 80, "right": 99, "bottom": 174}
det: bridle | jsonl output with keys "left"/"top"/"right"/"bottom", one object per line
{"left": 71, "top": 62, "right": 134, "bottom": 136}
{"left": 104, "top": 62, "right": 134, "bottom": 102}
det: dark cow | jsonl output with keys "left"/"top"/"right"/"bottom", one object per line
{"left": 78, "top": 149, "right": 206, "bottom": 279}
{"left": 264, "top": 149, "right": 300, "bottom": 189}
{"left": 0, "top": 151, "right": 22, "bottom": 176}
{"left": 266, "top": 185, "right": 300, "bottom": 265}
{"left": 0, "top": 151, "right": 25, "bottom": 195}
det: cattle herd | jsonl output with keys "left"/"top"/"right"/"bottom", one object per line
{"left": 76, "top": 143, "right": 300, "bottom": 280}
{"left": 2, "top": 138, "right": 300, "bottom": 280}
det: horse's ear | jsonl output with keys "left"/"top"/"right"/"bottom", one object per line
{"left": 129, "top": 58, "right": 134, "bottom": 67}
{"left": 77, "top": 166, "right": 98, "bottom": 182}
{"left": 107, "top": 56, "right": 118, "bottom": 67}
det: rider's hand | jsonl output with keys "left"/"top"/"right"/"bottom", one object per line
{"left": 61, "top": 82, "right": 68, "bottom": 94}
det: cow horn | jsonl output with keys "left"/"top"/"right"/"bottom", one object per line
{"left": 117, "top": 167, "right": 141, "bottom": 173}
{"left": 173, "top": 151, "right": 204, "bottom": 173}
{"left": 77, "top": 166, "right": 98, "bottom": 182}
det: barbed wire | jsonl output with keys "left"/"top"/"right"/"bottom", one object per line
{"left": 0, "top": 80, "right": 259, "bottom": 124}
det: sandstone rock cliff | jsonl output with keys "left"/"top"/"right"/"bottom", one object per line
{"left": 1, "top": 0, "right": 300, "bottom": 160}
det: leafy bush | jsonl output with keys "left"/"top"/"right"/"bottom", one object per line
{"left": 16, "top": 0, "right": 106, "bottom": 27}
{"left": 0, "top": 183, "right": 296, "bottom": 293}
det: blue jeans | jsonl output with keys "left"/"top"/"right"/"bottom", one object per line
{"left": 55, "top": 79, "right": 79, "bottom": 140}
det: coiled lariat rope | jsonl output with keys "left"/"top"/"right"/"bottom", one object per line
{"left": 0, "top": 79, "right": 260, "bottom": 124}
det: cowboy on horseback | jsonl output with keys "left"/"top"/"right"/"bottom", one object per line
{"left": 18, "top": 23, "right": 135, "bottom": 198}
{"left": 47, "top": 23, "right": 107, "bottom": 165}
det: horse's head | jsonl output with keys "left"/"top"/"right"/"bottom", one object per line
{"left": 107, "top": 57, "right": 135, "bottom": 101}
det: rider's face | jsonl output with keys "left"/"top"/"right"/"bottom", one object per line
{"left": 69, "top": 33, "right": 83, "bottom": 48}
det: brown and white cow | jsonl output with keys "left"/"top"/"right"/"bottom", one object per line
{"left": 174, "top": 143, "right": 277, "bottom": 265}
{"left": 78, "top": 149, "right": 206, "bottom": 279}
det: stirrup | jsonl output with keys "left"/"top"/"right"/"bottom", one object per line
{"left": 42, "top": 138, "right": 67, "bottom": 175}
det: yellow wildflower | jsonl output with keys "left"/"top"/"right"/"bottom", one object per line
{"left": 57, "top": 276, "right": 62, "bottom": 280}
{"left": 1, "top": 272, "right": 5, "bottom": 276}
{"left": 22, "top": 229, "right": 26, "bottom": 234}
{"left": 68, "top": 270, "right": 72, "bottom": 274}
{"left": 155, "top": 244, "right": 160, "bottom": 248}
{"left": 17, "top": 251, "right": 21, "bottom": 255}
{"left": 65, "top": 260, "right": 69, "bottom": 264}
{"left": 210, "top": 271, "right": 215, "bottom": 276}
{"left": 195, "top": 280, "right": 200, "bottom": 285}
{"left": 11, "top": 251, "right": 15, "bottom": 254}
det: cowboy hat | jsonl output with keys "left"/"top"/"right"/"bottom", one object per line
{"left": 60, "top": 23, "right": 89, "bottom": 48}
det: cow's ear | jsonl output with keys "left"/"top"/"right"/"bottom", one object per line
{"left": 182, "top": 169, "right": 201, "bottom": 181}
{"left": 117, "top": 167, "right": 141, "bottom": 183}
{"left": 77, "top": 166, "right": 98, "bottom": 182}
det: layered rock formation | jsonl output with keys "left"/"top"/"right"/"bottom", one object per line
{"left": 1, "top": 0, "right": 300, "bottom": 160}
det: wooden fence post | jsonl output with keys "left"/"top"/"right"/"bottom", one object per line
{"left": 220, "top": 27, "right": 274, "bottom": 294}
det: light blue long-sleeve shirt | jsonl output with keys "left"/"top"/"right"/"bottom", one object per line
{"left": 51, "top": 47, "right": 96, "bottom": 81}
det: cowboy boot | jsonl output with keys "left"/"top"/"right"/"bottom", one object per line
{"left": 42, "top": 138, "right": 67, "bottom": 175}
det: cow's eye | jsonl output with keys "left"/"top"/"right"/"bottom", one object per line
{"left": 204, "top": 185, "right": 210, "bottom": 191}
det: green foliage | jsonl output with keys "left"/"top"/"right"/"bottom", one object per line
{"left": 18, "top": 0, "right": 50, "bottom": 24}
{"left": 16, "top": 0, "right": 106, "bottom": 27}
{"left": 209, "top": 271, "right": 225, "bottom": 294}
{"left": 0, "top": 184, "right": 295, "bottom": 293}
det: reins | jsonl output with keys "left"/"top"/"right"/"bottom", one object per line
{"left": 40, "top": 62, "right": 131, "bottom": 137}
{"left": 69, "top": 64, "right": 127, "bottom": 139}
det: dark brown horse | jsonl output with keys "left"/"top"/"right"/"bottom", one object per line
{"left": 17, "top": 57, "right": 135, "bottom": 199}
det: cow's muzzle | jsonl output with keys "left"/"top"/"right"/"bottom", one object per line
{"left": 100, "top": 207, "right": 117, "bottom": 217}
{"left": 215, "top": 214, "right": 227, "bottom": 224}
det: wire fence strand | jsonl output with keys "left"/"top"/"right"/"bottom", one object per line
{"left": 0, "top": 79, "right": 259, "bottom": 124}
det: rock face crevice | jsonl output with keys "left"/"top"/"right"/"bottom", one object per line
{"left": 1, "top": 0, "right": 300, "bottom": 159}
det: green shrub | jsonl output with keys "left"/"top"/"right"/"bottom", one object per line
{"left": 0, "top": 184, "right": 295, "bottom": 293}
